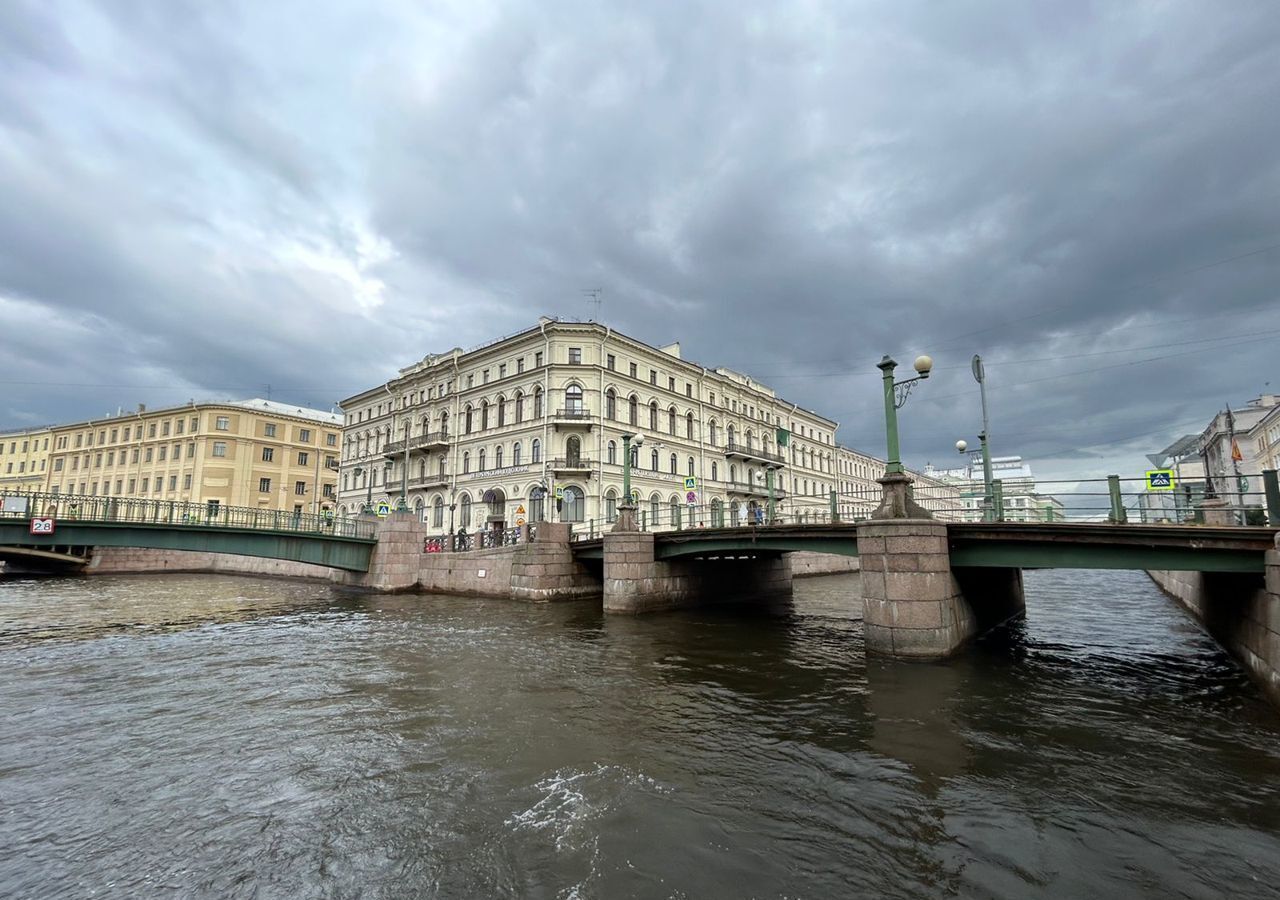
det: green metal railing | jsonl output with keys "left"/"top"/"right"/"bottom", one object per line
{"left": 0, "top": 491, "right": 376, "bottom": 539}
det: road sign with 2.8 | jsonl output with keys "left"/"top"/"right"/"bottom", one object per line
{"left": 29, "top": 517, "right": 55, "bottom": 535}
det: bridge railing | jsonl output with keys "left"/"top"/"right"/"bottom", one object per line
{"left": 0, "top": 491, "right": 377, "bottom": 539}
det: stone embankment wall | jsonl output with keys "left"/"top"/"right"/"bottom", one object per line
{"left": 789, "top": 551, "right": 860, "bottom": 577}
{"left": 1149, "top": 546, "right": 1280, "bottom": 703}
{"left": 86, "top": 547, "right": 336, "bottom": 581}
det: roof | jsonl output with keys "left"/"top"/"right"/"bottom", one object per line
{"left": 226, "top": 398, "right": 342, "bottom": 426}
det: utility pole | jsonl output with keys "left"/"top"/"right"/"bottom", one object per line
{"left": 1226, "top": 404, "right": 1244, "bottom": 525}
{"left": 972, "top": 355, "right": 995, "bottom": 522}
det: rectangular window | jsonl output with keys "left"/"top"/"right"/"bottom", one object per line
{"left": 98, "top": 431, "right": 105, "bottom": 444}
{"left": 213, "top": 442, "right": 227, "bottom": 457}
{"left": 128, "top": 478, "right": 136, "bottom": 493}
{"left": 169, "top": 476, "right": 177, "bottom": 491}
{"left": 298, "top": 452, "right": 309, "bottom": 466}
{"left": 650, "top": 370, "right": 657, "bottom": 385}
{"left": 259, "top": 477, "right": 271, "bottom": 492}
{"left": 326, "top": 433, "right": 336, "bottom": 446}
{"left": 568, "top": 347, "right": 582, "bottom": 364}
{"left": 158, "top": 447, "right": 166, "bottom": 461}
{"left": 535, "top": 351, "right": 544, "bottom": 367}
{"left": 686, "top": 383, "right": 692, "bottom": 397}
{"left": 176, "top": 419, "right": 184, "bottom": 435}
{"left": 607, "top": 354, "right": 616, "bottom": 371}
{"left": 106, "top": 451, "right": 115, "bottom": 465}
{"left": 162, "top": 421, "right": 170, "bottom": 436}
{"left": 499, "top": 364, "right": 507, "bottom": 379}
{"left": 54, "top": 458, "right": 64, "bottom": 472}
{"left": 215, "top": 416, "right": 229, "bottom": 431}
{"left": 483, "top": 369, "right": 490, "bottom": 383}
{"left": 467, "top": 374, "right": 474, "bottom": 388}
{"left": 122, "top": 427, "right": 130, "bottom": 441}
{"left": 183, "top": 474, "right": 192, "bottom": 489}
{"left": 141, "top": 477, "right": 149, "bottom": 492}
{"left": 76, "top": 434, "right": 83, "bottom": 448}
{"left": 148, "top": 424, "right": 157, "bottom": 438}
{"left": 517, "top": 358, "right": 525, "bottom": 374}
{"left": 90, "top": 481, "right": 98, "bottom": 494}
{"left": 295, "top": 481, "right": 306, "bottom": 496}
{"left": 262, "top": 447, "right": 274, "bottom": 462}
{"left": 191, "top": 416, "right": 198, "bottom": 432}
{"left": 669, "top": 376, "right": 676, "bottom": 391}
{"left": 115, "top": 480, "right": 123, "bottom": 493}
{"left": 300, "top": 429, "right": 311, "bottom": 442}
{"left": 629, "top": 362, "right": 638, "bottom": 378}
{"left": 95, "top": 452, "right": 102, "bottom": 467}
{"left": 265, "top": 423, "right": 277, "bottom": 437}
{"left": 187, "top": 443, "right": 195, "bottom": 458}
{"left": 110, "top": 428, "right": 118, "bottom": 442}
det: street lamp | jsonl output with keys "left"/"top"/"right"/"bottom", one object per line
{"left": 616, "top": 432, "right": 643, "bottom": 530}
{"left": 970, "top": 355, "right": 996, "bottom": 522}
{"left": 877, "top": 354, "right": 933, "bottom": 475}
{"left": 352, "top": 464, "right": 372, "bottom": 513}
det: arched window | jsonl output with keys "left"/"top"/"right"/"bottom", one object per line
{"left": 566, "top": 435, "right": 581, "bottom": 466}
{"left": 649, "top": 493, "right": 660, "bottom": 525}
{"left": 730, "top": 464, "right": 738, "bottom": 483}
{"left": 481, "top": 401, "right": 490, "bottom": 430}
{"left": 462, "top": 451, "right": 470, "bottom": 474}
{"left": 565, "top": 384, "right": 583, "bottom": 414}
{"left": 729, "top": 500, "right": 740, "bottom": 526}
{"left": 668, "top": 407, "right": 676, "bottom": 434}
{"left": 686, "top": 412, "right": 694, "bottom": 439}
{"left": 630, "top": 444, "right": 639, "bottom": 467}
{"left": 513, "top": 442, "right": 522, "bottom": 466}
{"left": 746, "top": 430, "right": 754, "bottom": 450}
{"left": 421, "top": 414, "right": 430, "bottom": 435}
{"left": 607, "top": 441, "right": 617, "bottom": 465}
{"left": 687, "top": 457, "right": 695, "bottom": 476}
{"left": 342, "top": 473, "right": 349, "bottom": 490}
{"left": 460, "top": 493, "right": 472, "bottom": 528}
{"left": 433, "top": 496, "right": 444, "bottom": 527}
{"left": 438, "top": 457, "right": 446, "bottom": 476}
{"left": 606, "top": 389, "right": 616, "bottom": 420}
{"left": 533, "top": 388, "right": 544, "bottom": 418}
{"left": 514, "top": 392, "right": 523, "bottom": 424}
{"left": 478, "top": 449, "right": 486, "bottom": 471}
{"left": 670, "top": 495, "right": 681, "bottom": 528}
{"left": 495, "top": 445, "right": 504, "bottom": 469}
{"left": 440, "top": 410, "right": 449, "bottom": 436}
{"left": 711, "top": 498, "right": 724, "bottom": 527}
{"left": 531, "top": 439, "right": 541, "bottom": 463}
{"left": 418, "top": 459, "right": 426, "bottom": 479}
{"left": 529, "top": 486, "right": 546, "bottom": 522}
{"left": 605, "top": 488, "right": 617, "bottom": 522}
{"left": 563, "top": 486, "right": 584, "bottom": 522}
{"left": 727, "top": 424, "right": 736, "bottom": 448}
{"left": 669, "top": 453, "right": 677, "bottom": 474}
{"left": 414, "top": 496, "right": 425, "bottom": 518}
{"left": 709, "top": 420, "right": 718, "bottom": 447}
{"left": 649, "top": 401, "right": 658, "bottom": 431}
{"left": 650, "top": 449, "right": 659, "bottom": 471}
{"left": 711, "top": 461, "right": 718, "bottom": 481}
{"left": 497, "top": 397, "right": 506, "bottom": 427}
{"left": 629, "top": 395, "right": 638, "bottom": 426}
{"left": 464, "top": 405, "right": 473, "bottom": 434}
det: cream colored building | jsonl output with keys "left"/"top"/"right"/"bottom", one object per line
{"left": 0, "top": 427, "right": 54, "bottom": 495}
{"left": 834, "top": 445, "right": 963, "bottom": 521}
{"left": 339, "top": 319, "right": 850, "bottom": 533}
{"left": 33, "top": 399, "right": 340, "bottom": 515}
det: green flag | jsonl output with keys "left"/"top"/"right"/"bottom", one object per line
{"left": 775, "top": 427, "right": 790, "bottom": 448}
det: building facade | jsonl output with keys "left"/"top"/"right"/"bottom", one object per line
{"left": 25, "top": 399, "right": 341, "bottom": 514}
{"left": 0, "top": 427, "right": 54, "bottom": 496}
{"left": 925, "top": 454, "right": 1062, "bottom": 522}
{"left": 338, "top": 319, "right": 854, "bottom": 533}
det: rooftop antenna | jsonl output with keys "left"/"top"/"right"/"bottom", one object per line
{"left": 265, "top": 384, "right": 272, "bottom": 401}
{"left": 583, "top": 288, "right": 603, "bottom": 322}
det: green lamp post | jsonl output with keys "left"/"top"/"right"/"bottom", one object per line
{"left": 616, "top": 432, "right": 644, "bottom": 531}
{"left": 873, "top": 353, "right": 933, "bottom": 519}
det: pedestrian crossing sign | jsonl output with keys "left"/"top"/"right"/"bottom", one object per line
{"left": 1145, "top": 469, "right": 1175, "bottom": 491}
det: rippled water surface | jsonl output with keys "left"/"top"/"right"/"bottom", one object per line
{"left": 2, "top": 570, "right": 1278, "bottom": 899}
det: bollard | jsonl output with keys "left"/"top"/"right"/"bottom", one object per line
{"left": 1264, "top": 469, "right": 1280, "bottom": 526}
{"left": 992, "top": 479, "right": 1004, "bottom": 522}
{"left": 1108, "top": 475, "right": 1127, "bottom": 524}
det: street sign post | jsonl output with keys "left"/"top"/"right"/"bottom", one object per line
{"left": 375, "top": 500, "right": 391, "bottom": 517}
{"left": 29, "top": 517, "right": 55, "bottom": 535}
{"left": 686, "top": 491, "right": 697, "bottom": 504}
{"left": 683, "top": 477, "right": 697, "bottom": 490}
{"left": 1145, "top": 469, "right": 1176, "bottom": 491}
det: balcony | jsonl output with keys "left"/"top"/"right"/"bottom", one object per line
{"left": 723, "top": 439, "right": 785, "bottom": 466}
{"left": 550, "top": 457, "right": 594, "bottom": 474}
{"left": 383, "top": 431, "right": 450, "bottom": 457}
{"left": 408, "top": 473, "right": 450, "bottom": 490}
{"left": 724, "top": 480, "right": 787, "bottom": 499}
{"left": 551, "top": 408, "right": 593, "bottom": 429}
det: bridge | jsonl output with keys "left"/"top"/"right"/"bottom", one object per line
{"left": 571, "top": 521, "right": 1275, "bottom": 573}
{"left": 0, "top": 492, "right": 377, "bottom": 572}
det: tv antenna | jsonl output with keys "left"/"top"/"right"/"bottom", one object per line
{"left": 583, "top": 288, "right": 603, "bottom": 321}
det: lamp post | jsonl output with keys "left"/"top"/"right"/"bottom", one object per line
{"left": 352, "top": 464, "right": 372, "bottom": 513}
{"left": 398, "top": 420, "right": 410, "bottom": 511}
{"left": 874, "top": 353, "right": 933, "bottom": 518}
{"left": 766, "top": 464, "right": 777, "bottom": 524}
{"left": 877, "top": 354, "right": 933, "bottom": 474}
{"left": 971, "top": 355, "right": 996, "bottom": 522}
{"left": 617, "top": 432, "right": 643, "bottom": 530}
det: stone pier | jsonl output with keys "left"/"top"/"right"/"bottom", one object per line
{"left": 602, "top": 527, "right": 792, "bottom": 614}
{"left": 339, "top": 511, "right": 428, "bottom": 592}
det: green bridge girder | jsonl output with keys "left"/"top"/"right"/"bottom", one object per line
{"left": 0, "top": 521, "right": 376, "bottom": 572}
{"left": 571, "top": 523, "right": 1277, "bottom": 574}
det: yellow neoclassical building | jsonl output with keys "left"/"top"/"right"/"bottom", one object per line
{"left": 24, "top": 399, "right": 342, "bottom": 514}
{"left": 0, "top": 426, "right": 55, "bottom": 496}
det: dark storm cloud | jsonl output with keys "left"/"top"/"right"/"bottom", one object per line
{"left": 2, "top": 0, "right": 1277, "bottom": 480}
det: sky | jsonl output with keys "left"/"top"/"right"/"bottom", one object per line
{"left": 2, "top": 0, "right": 1278, "bottom": 488}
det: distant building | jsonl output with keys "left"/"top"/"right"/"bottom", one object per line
{"left": 27, "top": 399, "right": 342, "bottom": 515}
{"left": 925, "top": 454, "right": 1062, "bottom": 522}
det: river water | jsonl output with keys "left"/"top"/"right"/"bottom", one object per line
{"left": 1, "top": 569, "right": 1278, "bottom": 899}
